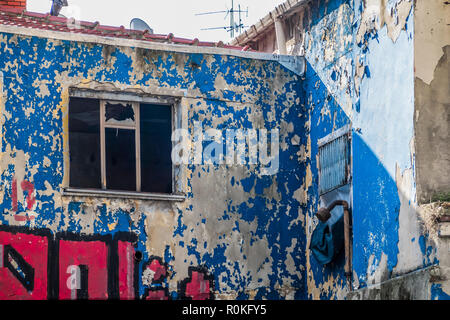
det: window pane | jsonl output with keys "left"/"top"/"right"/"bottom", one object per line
{"left": 140, "top": 104, "right": 172, "bottom": 194}
{"left": 69, "top": 98, "right": 101, "bottom": 189}
{"left": 105, "top": 128, "right": 136, "bottom": 191}
{"left": 105, "top": 101, "right": 135, "bottom": 126}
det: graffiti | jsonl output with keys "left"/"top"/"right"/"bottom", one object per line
{"left": 179, "top": 267, "right": 214, "bottom": 300}
{"left": 3, "top": 245, "right": 35, "bottom": 292}
{"left": 11, "top": 179, "right": 36, "bottom": 221}
{"left": 145, "top": 289, "right": 169, "bottom": 300}
{"left": 0, "top": 225, "right": 138, "bottom": 300}
{"left": 0, "top": 225, "right": 215, "bottom": 300}
{"left": 66, "top": 265, "right": 89, "bottom": 299}
{"left": 0, "top": 228, "right": 48, "bottom": 299}
{"left": 143, "top": 257, "right": 169, "bottom": 300}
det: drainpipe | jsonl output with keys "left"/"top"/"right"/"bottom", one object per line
{"left": 316, "top": 200, "right": 353, "bottom": 291}
{"left": 274, "top": 18, "right": 287, "bottom": 55}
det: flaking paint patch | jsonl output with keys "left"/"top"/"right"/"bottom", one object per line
{"left": 357, "top": 0, "right": 413, "bottom": 45}
{"left": 414, "top": 0, "right": 450, "bottom": 85}
{"left": 366, "top": 253, "right": 389, "bottom": 285}
{"left": 144, "top": 203, "right": 177, "bottom": 259}
{"left": 393, "top": 163, "right": 424, "bottom": 275}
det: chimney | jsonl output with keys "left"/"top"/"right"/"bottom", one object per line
{"left": 0, "top": 1, "right": 26, "bottom": 10}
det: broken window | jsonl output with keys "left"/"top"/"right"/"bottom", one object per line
{"left": 318, "top": 126, "right": 351, "bottom": 195}
{"left": 69, "top": 98, "right": 173, "bottom": 194}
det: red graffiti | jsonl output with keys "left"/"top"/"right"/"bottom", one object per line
{"left": 58, "top": 240, "right": 109, "bottom": 300}
{"left": 0, "top": 231, "right": 48, "bottom": 300}
{"left": 142, "top": 257, "right": 170, "bottom": 300}
{"left": 11, "top": 179, "right": 36, "bottom": 221}
{"left": 0, "top": 227, "right": 215, "bottom": 300}
{"left": 118, "top": 240, "right": 135, "bottom": 300}
{"left": 146, "top": 289, "right": 169, "bottom": 300}
{"left": 184, "top": 270, "right": 212, "bottom": 300}
{"left": 21, "top": 180, "right": 36, "bottom": 210}
{"left": 0, "top": 227, "right": 138, "bottom": 300}
{"left": 11, "top": 179, "right": 17, "bottom": 212}
{"left": 147, "top": 258, "right": 166, "bottom": 282}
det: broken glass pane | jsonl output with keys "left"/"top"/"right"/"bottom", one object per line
{"left": 69, "top": 98, "right": 101, "bottom": 189}
{"left": 105, "top": 128, "right": 136, "bottom": 191}
{"left": 105, "top": 101, "right": 135, "bottom": 126}
{"left": 140, "top": 104, "right": 172, "bottom": 194}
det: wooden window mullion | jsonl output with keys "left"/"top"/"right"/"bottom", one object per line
{"left": 135, "top": 103, "right": 141, "bottom": 192}
{"left": 100, "top": 100, "right": 107, "bottom": 190}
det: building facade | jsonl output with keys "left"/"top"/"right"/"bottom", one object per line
{"left": 0, "top": 0, "right": 448, "bottom": 300}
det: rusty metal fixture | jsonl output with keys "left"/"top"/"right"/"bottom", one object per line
{"left": 315, "top": 200, "right": 353, "bottom": 291}
{"left": 316, "top": 207, "right": 331, "bottom": 222}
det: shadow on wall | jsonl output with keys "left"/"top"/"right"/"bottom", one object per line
{"left": 304, "top": 50, "right": 438, "bottom": 299}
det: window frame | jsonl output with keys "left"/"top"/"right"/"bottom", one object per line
{"left": 63, "top": 89, "right": 185, "bottom": 201}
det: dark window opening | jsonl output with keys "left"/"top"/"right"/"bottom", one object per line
{"left": 69, "top": 98, "right": 101, "bottom": 189}
{"left": 105, "top": 128, "right": 136, "bottom": 191}
{"left": 140, "top": 104, "right": 172, "bottom": 194}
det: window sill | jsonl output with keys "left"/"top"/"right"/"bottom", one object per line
{"left": 62, "top": 188, "right": 186, "bottom": 202}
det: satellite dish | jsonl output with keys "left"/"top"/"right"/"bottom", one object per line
{"left": 130, "top": 18, "right": 154, "bottom": 34}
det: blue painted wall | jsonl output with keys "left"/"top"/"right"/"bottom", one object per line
{"left": 300, "top": 0, "right": 438, "bottom": 299}
{"left": 0, "top": 30, "right": 309, "bottom": 299}
{"left": 0, "top": 0, "right": 444, "bottom": 300}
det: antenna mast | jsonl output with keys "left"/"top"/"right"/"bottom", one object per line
{"left": 196, "top": 0, "right": 249, "bottom": 39}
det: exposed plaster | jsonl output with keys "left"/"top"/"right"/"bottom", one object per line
{"left": 356, "top": 0, "right": 413, "bottom": 45}
{"left": 414, "top": 0, "right": 450, "bottom": 85}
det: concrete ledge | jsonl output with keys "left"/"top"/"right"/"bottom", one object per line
{"left": 62, "top": 188, "right": 186, "bottom": 202}
{"left": 347, "top": 265, "right": 438, "bottom": 300}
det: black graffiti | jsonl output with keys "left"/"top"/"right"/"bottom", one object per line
{"left": 76, "top": 265, "right": 89, "bottom": 300}
{"left": 4, "top": 244, "right": 35, "bottom": 292}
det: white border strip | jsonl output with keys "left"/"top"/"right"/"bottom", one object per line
{"left": 0, "top": 244, "right": 3, "bottom": 268}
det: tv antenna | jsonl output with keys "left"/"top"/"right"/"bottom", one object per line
{"left": 196, "top": 0, "right": 249, "bottom": 38}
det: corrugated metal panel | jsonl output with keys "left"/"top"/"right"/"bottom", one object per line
{"left": 319, "top": 132, "right": 350, "bottom": 195}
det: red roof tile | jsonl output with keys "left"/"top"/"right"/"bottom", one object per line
{"left": 0, "top": 5, "right": 253, "bottom": 51}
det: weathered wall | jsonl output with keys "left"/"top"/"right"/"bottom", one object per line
{"left": 413, "top": 0, "right": 450, "bottom": 300}
{"left": 414, "top": 0, "right": 450, "bottom": 204}
{"left": 0, "top": 0, "right": 447, "bottom": 301}
{"left": 290, "top": 0, "right": 441, "bottom": 299}
{"left": 301, "top": 0, "right": 355, "bottom": 300}
{"left": 0, "top": 31, "right": 308, "bottom": 299}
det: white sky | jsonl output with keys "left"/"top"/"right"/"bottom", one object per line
{"left": 27, "top": 0, "right": 283, "bottom": 42}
